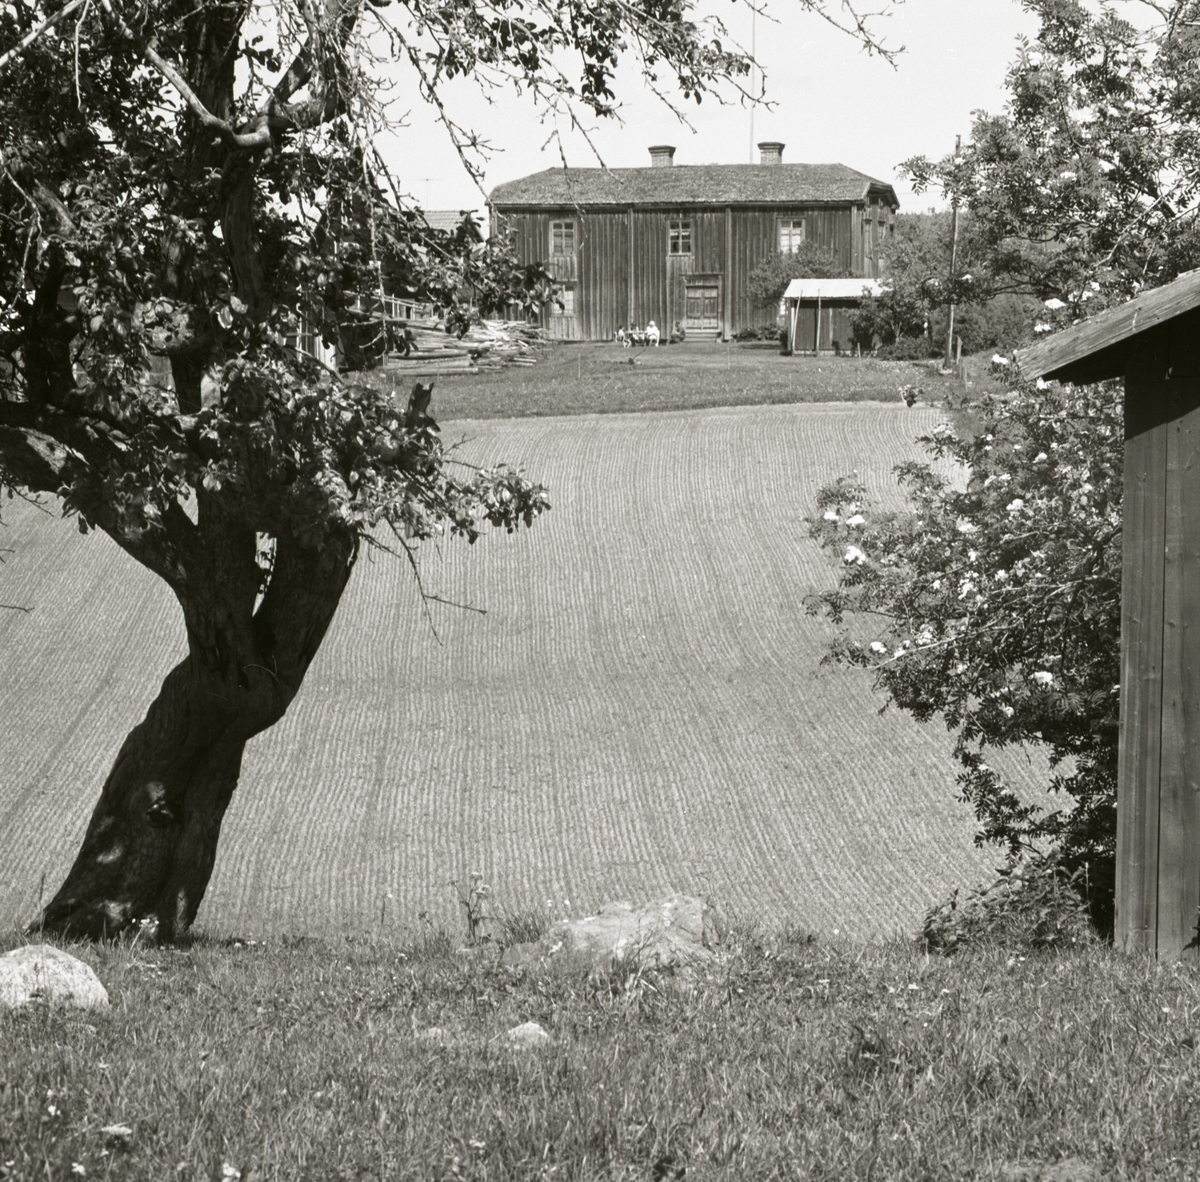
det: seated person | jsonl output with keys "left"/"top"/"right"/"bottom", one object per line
{"left": 645, "top": 320, "right": 660, "bottom": 346}
{"left": 616, "top": 325, "right": 629, "bottom": 347}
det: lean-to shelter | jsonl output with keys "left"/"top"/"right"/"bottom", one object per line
{"left": 782, "top": 277, "right": 887, "bottom": 354}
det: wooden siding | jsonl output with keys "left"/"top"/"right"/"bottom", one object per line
{"left": 493, "top": 203, "right": 867, "bottom": 341}
{"left": 1115, "top": 316, "right": 1200, "bottom": 960}
{"left": 789, "top": 304, "right": 858, "bottom": 353}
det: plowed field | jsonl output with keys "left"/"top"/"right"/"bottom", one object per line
{"left": 0, "top": 402, "right": 1045, "bottom": 939}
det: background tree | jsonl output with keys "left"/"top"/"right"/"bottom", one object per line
{"left": 853, "top": 211, "right": 1040, "bottom": 356}
{"left": 903, "top": 0, "right": 1200, "bottom": 309}
{"left": 0, "top": 0, "right": 896, "bottom": 940}
{"left": 745, "top": 242, "right": 850, "bottom": 308}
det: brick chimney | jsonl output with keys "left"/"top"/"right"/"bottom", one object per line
{"left": 758, "top": 141, "right": 785, "bottom": 166}
{"left": 648, "top": 145, "right": 676, "bottom": 167}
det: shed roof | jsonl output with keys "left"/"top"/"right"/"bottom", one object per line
{"left": 783, "top": 278, "right": 887, "bottom": 301}
{"left": 1015, "top": 269, "right": 1200, "bottom": 383}
{"left": 489, "top": 163, "right": 898, "bottom": 209}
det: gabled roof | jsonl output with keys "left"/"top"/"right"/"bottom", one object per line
{"left": 489, "top": 164, "right": 898, "bottom": 209}
{"left": 423, "top": 209, "right": 477, "bottom": 232}
{"left": 784, "top": 278, "right": 887, "bottom": 301}
{"left": 1015, "top": 269, "right": 1200, "bottom": 383}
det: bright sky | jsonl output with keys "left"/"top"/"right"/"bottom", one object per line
{"left": 377, "top": 0, "right": 1041, "bottom": 220}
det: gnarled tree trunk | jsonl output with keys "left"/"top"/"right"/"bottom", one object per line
{"left": 38, "top": 526, "right": 358, "bottom": 939}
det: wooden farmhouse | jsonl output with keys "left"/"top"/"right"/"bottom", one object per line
{"left": 487, "top": 143, "right": 899, "bottom": 342}
{"left": 1016, "top": 269, "right": 1200, "bottom": 960}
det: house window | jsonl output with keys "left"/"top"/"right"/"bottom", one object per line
{"left": 778, "top": 218, "right": 806, "bottom": 253}
{"left": 554, "top": 286, "right": 575, "bottom": 315}
{"left": 550, "top": 220, "right": 576, "bottom": 256}
{"left": 668, "top": 219, "right": 693, "bottom": 255}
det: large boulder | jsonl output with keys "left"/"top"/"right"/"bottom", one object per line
{"left": 0, "top": 945, "right": 109, "bottom": 1011}
{"left": 501, "top": 894, "right": 727, "bottom": 974}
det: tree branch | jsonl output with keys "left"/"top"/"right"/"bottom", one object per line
{"left": 0, "top": 0, "right": 89, "bottom": 74}
{"left": 0, "top": 424, "right": 73, "bottom": 493}
{"left": 95, "top": 0, "right": 274, "bottom": 149}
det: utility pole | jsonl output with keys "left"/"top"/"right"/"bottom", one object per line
{"left": 944, "top": 135, "right": 961, "bottom": 370}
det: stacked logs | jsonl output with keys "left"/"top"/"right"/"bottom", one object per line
{"left": 383, "top": 320, "right": 546, "bottom": 376}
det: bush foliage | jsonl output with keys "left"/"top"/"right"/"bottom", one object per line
{"left": 745, "top": 244, "right": 849, "bottom": 308}
{"left": 807, "top": 380, "right": 1123, "bottom": 930}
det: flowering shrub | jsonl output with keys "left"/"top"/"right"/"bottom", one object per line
{"left": 807, "top": 381, "right": 1124, "bottom": 930}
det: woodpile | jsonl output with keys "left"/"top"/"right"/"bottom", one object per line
{"left": 382, "top": 319, "right": 546, "bottom": 376}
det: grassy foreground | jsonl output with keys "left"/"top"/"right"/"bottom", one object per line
{"left": 3, "top": 926, "right": 1199, "bottom": 1181}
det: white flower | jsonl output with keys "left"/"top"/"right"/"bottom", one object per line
{"left": 999, "top": 704, "right": 1015, "bottom": 718}
{"left": 956, "top": 520, "right": 978, "bottom": 534}
{"left": 844, "top": 546, "right": 867, "bottom": 565}
{"left": 823, "top": 509, "right": 840, "bottom": 522}
{"left": 1044, "top": 297, "right": 1067, "bottom": 311}
{"left": 1036, "top": 377, "right": 1050, "bottom": 390}
{"left": 931, "top": 579, "right": 942, "bottom": 591}
{"left": 1090, "top": 280, "right": 1101, "bottom": 291}
{"left": 869, "top": 641, "right": 888, "bottom": 655}
{"left": 968, "top": 549, "right": 979, "bottom": 562}
{"left": 959, "top": 578, "right": 977, "bottom": 600}
{"left": 1035, "top": 322, "right": 1052, "bottom": 333}
{"left": 1006, "top": 499, "right": 1025, "bottom": 513}
{"left": 1033, "top": 451, "right": 1048, "bottom": 463}
{"left": 72, "top": 1167, "right": 86, "bottom": 1178}
{"left": 991, "top": 354, "right": 1010, "bottom": 366}
{"left": 995, "top": 569, "right": 1009, "bottom": 582}
{"left": 846, "top": 513, "right": 866, "bottom": 527}
{"left": 222, "top": 1166, "right": 242, "bottom": 1182}
{"left": 1031, "top": 671, "right": 1054, "bottom": 686}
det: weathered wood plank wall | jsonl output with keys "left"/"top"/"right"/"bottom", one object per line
{"left": 493, "top": 203, "right": 875, "bottom": 340}
{"left": 790, "top": 305, "right": 858, "bottom": 353}
{"left": 1116, "top": 318, "right": 1200, "bottom": 960}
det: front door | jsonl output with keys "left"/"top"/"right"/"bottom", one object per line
{"left": 684, "top": 276, "right": 721, "bottom": 333}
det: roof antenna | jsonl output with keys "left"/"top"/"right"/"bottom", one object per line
{"left": 749, "top": 6, "right": 756, "bottom": 163}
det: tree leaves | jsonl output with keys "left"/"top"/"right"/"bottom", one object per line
{"left": 902, "top": 0, "right": 1200, "bottom": 304}
{"left": 807, "top": 382, "right": 1124, "bottom": 926}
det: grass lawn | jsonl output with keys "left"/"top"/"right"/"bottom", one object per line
{"left": 359, "top": 341, "right": 969, "bottom": 420}
{"left": 2, "top": 925, "right": 1196, "bottom": 1181}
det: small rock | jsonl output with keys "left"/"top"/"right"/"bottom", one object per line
{"left": 501, "top": 893, "right": 726, "bottom": 975}
{"left": 505, "top": 1021, "right": 552, "bottom": 1050}
{"left": 0, "top": 945, "right": 109, "bottom": 1011}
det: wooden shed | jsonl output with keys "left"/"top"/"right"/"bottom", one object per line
{"left": 783, "top": 277, "right": 886, "bottom": 354}
{"left": 488, "top": 143, "right": 898, "bottom": 342}
{"left": 1015, "top": 269, "right": 1200, "bottom": 960}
